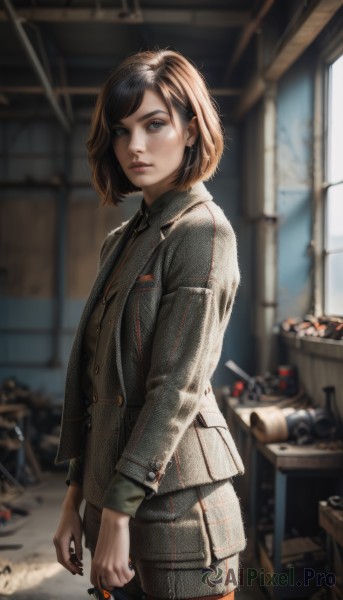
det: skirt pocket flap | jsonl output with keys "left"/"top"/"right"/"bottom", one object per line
{"left": 130, "top": 502, "right": 211, "bottom": 564}
{"left": 198, "top": 480, "right": 247, "bottom": 560}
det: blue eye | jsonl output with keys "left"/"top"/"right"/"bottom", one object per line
{"left": 148, "top": 120, "right": 164, "bottom": 130}
{"left": 112, "top": 127, "right": 127, "bottom": 137}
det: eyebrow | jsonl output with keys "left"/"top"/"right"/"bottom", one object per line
{"left": 117, "top": 109, "right": 170, "bottom": 125}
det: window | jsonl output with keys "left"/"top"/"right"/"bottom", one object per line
{"left": 324, "top": 53, "right": 343, "bottom": 316}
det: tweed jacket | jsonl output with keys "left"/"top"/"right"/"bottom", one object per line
{"left": 56, "top": 182, "right": 244, "bottom": 500}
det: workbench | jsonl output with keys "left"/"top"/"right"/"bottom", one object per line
{"left": 319, "top": 501, "right": 343, "bottom": 600}
{"left": 225, "top": 398, "right": 343, "bottom": 599}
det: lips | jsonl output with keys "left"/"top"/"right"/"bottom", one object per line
{"left": 129, "top": 162, "right": 151, "bottom": 169}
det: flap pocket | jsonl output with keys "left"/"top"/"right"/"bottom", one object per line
{"left": 196, "top": 409, "right": 228, "bottom": 429}
{"left": 130, "top": 498, "right": 211, "bottom": 564}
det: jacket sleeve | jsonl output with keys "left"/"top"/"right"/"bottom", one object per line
{"left": 115, "top": 211, "right": 241, "bottom": 497}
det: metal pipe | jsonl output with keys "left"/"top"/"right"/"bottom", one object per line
{"left": 0, "top": 85, "right": 242, "bottom": 97}
{"left": 50, "top": 133, "right": 70, "bottom": 367}
{"left": 0, "top": 7, "right": 250, "bottom": 26}
{"left": 2, "top": 0, "right": 70, "bottom": 133}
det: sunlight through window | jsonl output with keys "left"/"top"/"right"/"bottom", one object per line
{"left": 325, "top": 53, "right": 343, "bottom": 316}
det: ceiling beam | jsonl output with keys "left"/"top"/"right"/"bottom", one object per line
{"left": 0, "top": 8, "right": 250, "bottom": 27}
{"left": 233, "top": 0, "right": 343, "bottom": 121}
{"left": 0, "top": 94, "right": 10, "bottom": 105}
{"left": 2, "top": 0, "right": 71, "bottom": 133}
{"left": 223, "top": 0, "right": 275, "bottom": 83}
{"left": 0, "top": 86, "right": 243, "bottom": 97}
{"left": 265, "top": 0, "right": 343, "bottom": 80}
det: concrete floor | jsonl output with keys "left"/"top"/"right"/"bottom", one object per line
{"left": 0, "top": 472, "right": 264, "bottom": 600}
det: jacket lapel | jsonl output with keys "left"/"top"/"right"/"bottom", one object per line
{"left": 113, "top": 182, "right": 213, "bottom": 399}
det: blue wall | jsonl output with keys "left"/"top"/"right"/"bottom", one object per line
{"left": 276, "top": 50, "right": 314, "bottom": 322}
{"left": 207, "top": 125, "right": 253, "bottom": 386}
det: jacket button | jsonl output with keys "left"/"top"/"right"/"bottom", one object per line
{"left": 94, "top": 364, "right": 99, "bottom": 374}
{"left": 150, "top": 460, "right": 162, "bottom": 471}
{"left": 146, "top": 471, "right": 157, "bottom": 482}
{"left": 116, "top": 394, "right": 124, "bottom": 407}
{"left": 92, "top": 393, "right": 98, "bottom": 403}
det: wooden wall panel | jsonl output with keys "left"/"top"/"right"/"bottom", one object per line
{"left": 67, "top": 200, "right": 123, "bottom": 298}
{"left": 0, "top": 198, "right": 55, "bottom": 297}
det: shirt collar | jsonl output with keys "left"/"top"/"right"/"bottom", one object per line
{"left": 139, "top": 187, "right": 181, "bottom": 220}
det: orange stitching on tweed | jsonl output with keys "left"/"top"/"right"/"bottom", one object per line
{"left": 213, "top": 543, "right": 233, "bottom": 551}
{"left": 195, "top": 484, "right": 207, "bottom": 512}
{"left": 134, "top": 292, "right": 145, "bottom": 391}
{"left": 120, "top": 452, "right": 148, "bottom": 469}
{"left": 203, "top": 203, "right": 217, "bottom": 286}
{"left": 205, "top": 516, "right": 231, "bottom": 526}
{"left": 174, "top": 449, "right": 184, "bottom": 487}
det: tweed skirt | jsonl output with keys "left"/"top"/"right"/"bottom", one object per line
{"left": 82, "top": 478, "right": 245, "bottom": 599}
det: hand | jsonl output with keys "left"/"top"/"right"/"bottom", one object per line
{"left": 53, "top": 483, "right": 84, "bottom": 576}
{"left": 90, "top": 508, "right": 134, "bottom": 590}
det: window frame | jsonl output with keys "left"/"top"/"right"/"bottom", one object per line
{"left": 313, "top": 31, "right": 343, "bottom": 318}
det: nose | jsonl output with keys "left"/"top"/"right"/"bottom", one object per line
{"left": 127, "top": 128, "right": 145, "bottom": 156}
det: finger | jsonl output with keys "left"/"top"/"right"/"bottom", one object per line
{"left": 61, "top": 540, "right": 83, "bottom": 575}
{"left": 55, "top": 548, "right": 79, "bottom": 575}
{"left": 96, "top": 572, "right": 103, "bottom": 591}
{"left": 70, "top": 552, "right": 84, "bottom": 573}
{"left": 73, "top": 534, "right": 83, "bottom": 562}
{"left": 90, "top": 563, "right": 97, "bottom": 587}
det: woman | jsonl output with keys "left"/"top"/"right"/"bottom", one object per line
{"left": 53, "top": 49, "right": 246, "bottom": 600}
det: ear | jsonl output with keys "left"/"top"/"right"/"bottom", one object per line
{"left": 185, "top": 116, "right": 198, "bottom": 147}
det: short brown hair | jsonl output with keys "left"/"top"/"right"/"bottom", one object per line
{"left": 87, "top": 49, "right": 224, "bottom": 206}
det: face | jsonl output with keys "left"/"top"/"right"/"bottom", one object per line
{"left": 111, "top": 89, "right": 197, "bottom": 204}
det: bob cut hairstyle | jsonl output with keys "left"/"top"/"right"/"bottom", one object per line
{"left": 87, "top": 48, "right": 224, "bottom": 206}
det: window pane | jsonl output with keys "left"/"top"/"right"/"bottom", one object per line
{"left": 326, "top": 183, "right": 343, "bottom": 251}
{"left": 326, "top": 252, "right": 343, "bottom": 315}
{"left": 328, "top": 54, "right": 343, "bottom": 183}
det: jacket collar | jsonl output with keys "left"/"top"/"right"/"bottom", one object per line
{"left": 138, "top": 182, "right": 213, "bottom": 230}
